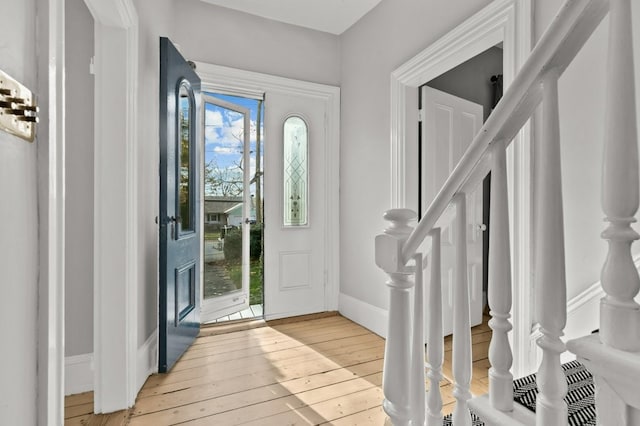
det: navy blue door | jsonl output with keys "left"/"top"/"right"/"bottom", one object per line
{"left": 159, "top": 37, "right": 201, "bottom": 373}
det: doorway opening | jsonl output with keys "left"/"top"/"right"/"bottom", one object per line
{"left": 418, "top": 44, "right": 504, "bottom": 398}
{"left": 419, "top": 45, "right": 503, "bottom": 322}
{"left": 201, "top": 93, "right": 265, "bottom": 324}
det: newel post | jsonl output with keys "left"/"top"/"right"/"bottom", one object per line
{"left": 375, "top": 208, "right": 417, "bottom": 426}
{"left": 600, "top": 0, "right": 640, "bottom": 352}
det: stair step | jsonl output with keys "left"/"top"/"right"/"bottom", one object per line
{"left": 468, "top": 395, "right": 535, "bottom": 426}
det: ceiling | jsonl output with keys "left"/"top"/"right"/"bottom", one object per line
{"left": 199, "top": 0, "right": 383, "bottom": 35}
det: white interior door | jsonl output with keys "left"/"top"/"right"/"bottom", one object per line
{"left": 200, "top": 94, "right": 251, "bottom": 322}
{"left": 421, "top": 85, "right": 484, "bottom": 336}
{"left": 263, "top": 92, "right": 328, "bottom": 319}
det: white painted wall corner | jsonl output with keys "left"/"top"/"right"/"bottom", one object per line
{"left": 339, "top": 292, "right": 388, "bottom": 338}
{"left": 65, "top": 354, "right": 94, "bottom": 396}
{"left": 136, "top": 330, "right": 158, "bottom": 393}
{"left": 64, "top": 330, "right": 157, "bottom": 398}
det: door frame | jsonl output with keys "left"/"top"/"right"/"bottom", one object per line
{"left": 46, "top": 0, "right": 141, "bottom": 420}
{"left": 390, "top": 0, "right": 534, "bottom": 377}
{"left": 85, "top": 0, "right": 140, "bottom": 412}
{"left": 39, "top": 0, "right": 66, "bottom": 423}
{"left": 195, "top": 62, "right": 341, "bottom": 317}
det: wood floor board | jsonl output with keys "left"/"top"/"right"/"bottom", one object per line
{"left": 65, "top": 401, "right": 94, "bottom": 418}
{"left": 183, "top": 320, "right": 368, "bottom": 358}
{"left": 175, "top": 325, "right": 374, "bottom": 366}
{"left": 322, "top": 405, "right": 388, "bottom": 425}
{"left": 134, "top": 341, "right": 385, "bottom": 415}
{"left": 137, "top": 346, "right": 384, "bottom": 401}
{"left": 142, "top": 333, "right": 383, "bottom": 393}
{"left": 130, "top": 372, "right": 382, "bottom": 425}
{"left": 66, "top": 314, "right": 492, "bottom": 425}
{"left": 171, "top": 332, "right": 379, "bottom": 373}
{"left": 64, "top": 414, "right": 92, "bottom": 425}
{"left": 237, "top": 386, "right": 384, "bottom": 426}
{"left": 134, "top": 354, "right": 385, "bottom": 417}
{"left": 65, "top": 391, "right": 94, "bottom": 408}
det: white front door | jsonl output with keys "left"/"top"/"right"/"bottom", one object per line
{"left": 263, "top": 91, "right": 328, "bottom": 319}
{"left": 421, "top": 85, "right": 484, "bottom": 336}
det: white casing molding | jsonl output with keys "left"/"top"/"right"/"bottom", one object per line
{"left": 65, "top": 354, "right": 94, "bottom": 395}
{"left": 65, "top": 336, "right": 156, "bottom": 397}
{"left": 339, "top": 292, "right": 389, "bottom": 338}
{"left": 84, "top": 0, "right": 139, "bottom": 412}
{"left": 136, "top": 331, "right": 158, "bottom": 393}
{"left": 195, "top": 63, "right": 341, "bottom": 314}
{"left": 389, "top": 0, "right": 533, "bottom": 377}
{"left": 38, "top": 0, "right": 66, "bottom": 423}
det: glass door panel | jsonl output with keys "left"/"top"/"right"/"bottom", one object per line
{"left": 200, "top": 93, "right": 263, "bottom": 323}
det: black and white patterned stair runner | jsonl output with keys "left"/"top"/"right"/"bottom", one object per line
{"left": 442, "top": 360, "right": 596, "bottom": 425}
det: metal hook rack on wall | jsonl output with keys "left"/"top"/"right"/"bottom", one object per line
{"left": 0, "top": 69, "right": 38, "bottom": 142}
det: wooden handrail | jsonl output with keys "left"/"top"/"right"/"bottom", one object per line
{"left": 401, "top": 0, "right": 609, "bottom": 264}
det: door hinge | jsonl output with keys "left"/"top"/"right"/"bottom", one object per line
{"left": 418, "top": 108, "right": 425, "bottom": 122}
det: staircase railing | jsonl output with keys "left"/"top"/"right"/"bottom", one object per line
{"left": 375, "top": 0, "right": 640, "bottom": 424}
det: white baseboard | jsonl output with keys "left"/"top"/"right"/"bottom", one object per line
{"left": 64, "top": 331, "right": 158, "bottom": 397}
{"left": 564, "top": 255, "right": 640, "bottom": 342}
{"left": 65, "top": 353, "right": 94, "bottom": 395}
{"left": 136, "top": 330, "right": 158, "bottom": 393}
{"left": 339, "top": 293, "right": 388, "bottom": 338}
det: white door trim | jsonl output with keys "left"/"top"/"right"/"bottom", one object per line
{"left": 39, "top": 0, "right": 66, "bottom": 423}
{"left": 84, "top": 0, "right": 140, "bottom": 412}
{"left": 195, "top": 62, "right": 341, "bottom": 314}
{"left": 390, "top": 0, "right": 534, "bottom": 377}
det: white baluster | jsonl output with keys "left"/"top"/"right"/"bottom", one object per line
{"left": 600, "top": 0, "right": 640, "bottom": 352}
{"left": 411, "top": 253, "right": 426, "bottom": 426}
{"left": 488, "top": 139, "right": 514, "bottom": 412}
{"left": 375, "top": 208, "right": 417, "bottom": 426}
{"left": 426, "top": 228, "right": 444, "bottom": 426}
{"left": 452, "top": 193, "right": 472, "bottom": 426}
{"left": 534, "top": 69, "right": 568, "bottom": 426}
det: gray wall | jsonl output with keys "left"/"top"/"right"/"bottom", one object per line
{"left": 339, "top": 0, "right": 494, "bottom": 312}
{"left": 535, "top": 0, "right": 640, "bottom": 304}
{"left": 171, "top": 0, "right": 341, "bottom": 87}
{"left": 0, "top": 0, "right": 38, "bottom": 421}
{"left": 427, "top": 46, "right": 503, "bottom": 122}
{"left": 132, "top": 0, "right": 341, "bottom": 346}
{"left": 134, "top": 0, "right": 174, "bottom": 349}
{"left": 339, "top": 0, "right": 640, "bottom": 341}
{"left": 65, "top": 0, "right": 95, "bottom": 357}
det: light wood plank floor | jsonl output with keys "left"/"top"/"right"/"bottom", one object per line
{"left": 65, "top": 314, "right": 491, "bottom": 425}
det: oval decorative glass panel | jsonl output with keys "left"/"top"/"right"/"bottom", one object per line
{"left": 283, "top": 116, "right": 308, "bottom": 226}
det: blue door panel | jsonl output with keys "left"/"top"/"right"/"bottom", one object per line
{"left": 159, "top": 37, "right": 201, "bottom": 373}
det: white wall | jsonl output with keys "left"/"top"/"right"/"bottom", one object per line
{"left": 65, "top": 0, "right": 95, "bottom": 358}
{"left": 0, "top": 0, "right": 38, "bottom": 422}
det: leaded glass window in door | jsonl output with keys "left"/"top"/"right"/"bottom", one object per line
{"left": 283, "top": 116, "right": 308, "bottom": 226}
